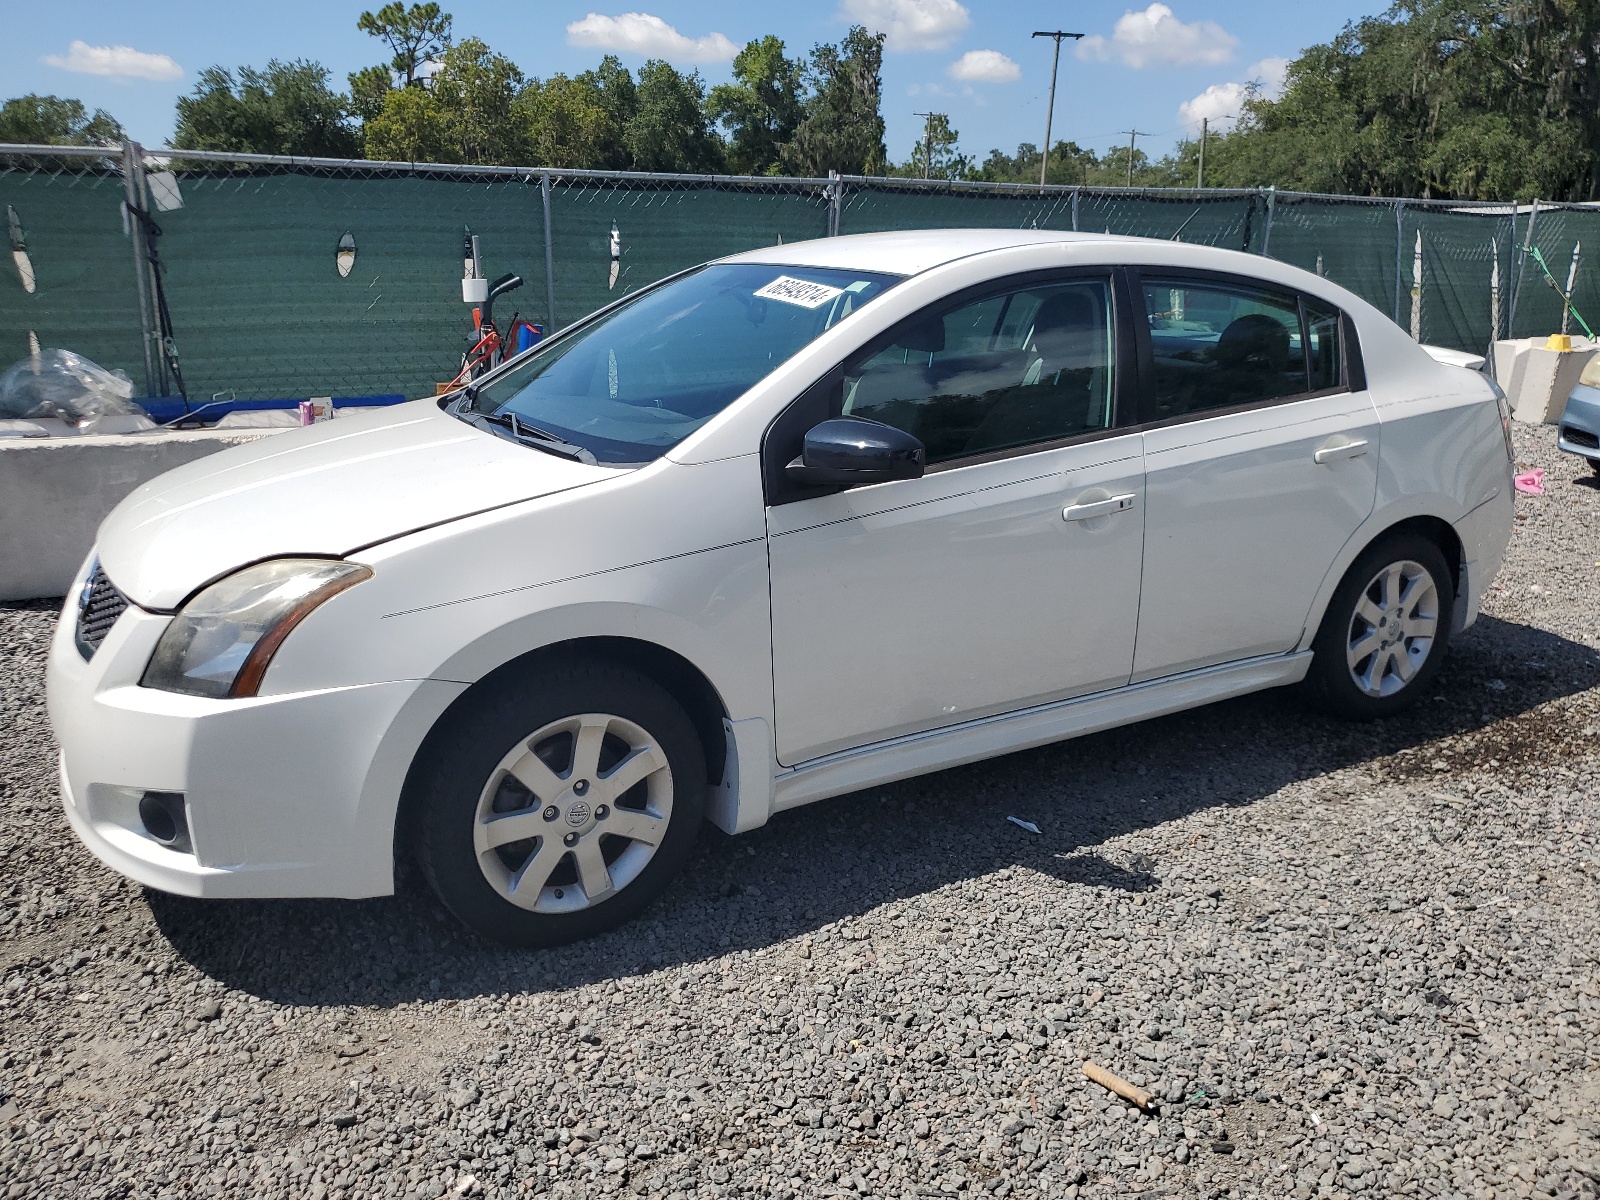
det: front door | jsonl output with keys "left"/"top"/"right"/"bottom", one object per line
{"left": 765, "top": 273, "right": 1146, "bottom": 765}
{"left": 1131, "top": 272, "right": 1380, "bottom": 681}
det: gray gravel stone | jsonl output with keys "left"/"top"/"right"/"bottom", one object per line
{"left": 1, "top": 424, "right": 1598, "bottom": 1200}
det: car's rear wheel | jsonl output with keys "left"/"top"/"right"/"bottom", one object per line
{"left": 1300, "top": 531, "right": 1454, "bottom": 721}
{"left": 410, "top": 659, "right": 705, "bottom": 946}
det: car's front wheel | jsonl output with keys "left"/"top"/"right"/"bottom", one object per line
{"left": 410, "top": 658, "right": 705, "bottom": 946}
{"left": 1300, "top": 531, "right": 1454, "bottom": 721}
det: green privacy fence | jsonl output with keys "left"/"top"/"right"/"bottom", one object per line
{"left": 0, "top": 142, "right": 1593, "bottom": 403}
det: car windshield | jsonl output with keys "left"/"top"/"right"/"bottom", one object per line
{"left": 461, "top": 263, "right": 901, "bottom": 463}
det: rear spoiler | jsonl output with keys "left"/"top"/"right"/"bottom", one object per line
{"left": 1421, "top": 344, "right": 1487, "bottom": 371}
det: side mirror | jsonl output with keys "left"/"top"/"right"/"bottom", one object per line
{"left": 785, "top": 416, "right": 926, "bottom": 487}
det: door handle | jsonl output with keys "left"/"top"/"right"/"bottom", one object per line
{"left": 1063, "top": 493, "right": 1137, "bottom": 522}
{"left": 1314, "top": 437, "right": 1369, "bottom": 465}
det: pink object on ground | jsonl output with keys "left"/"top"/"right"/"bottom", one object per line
{"left": 1514, "top": 469, "right": 1545, "bottom": 496}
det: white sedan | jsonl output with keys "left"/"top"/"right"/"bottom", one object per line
{"left": 47, "top": 230, "right": 1514, "bottom": 945}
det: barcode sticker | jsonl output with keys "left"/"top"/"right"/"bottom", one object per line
{"left": 753, "top": 275, "right": 845, "bottom": 309}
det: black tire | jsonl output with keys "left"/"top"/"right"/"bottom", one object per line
{"left": 409, "top": 657, "right": 705, "bottom": 947}
{"left": 1587, "top": 457, "right": 1600, "bottom": 475}
{"left": 1299, "top": 531, "right": 1455, "bottom": 721}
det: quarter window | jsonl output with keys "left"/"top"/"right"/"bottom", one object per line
{"left": 1305, "top": 297, "right": 1343, "bottom": 392}
{"left": 1141, "top": 278, "right": 1312, "bottom": 419}
{"left": 842, "top": 278, "right": 1115, "bottom": 464}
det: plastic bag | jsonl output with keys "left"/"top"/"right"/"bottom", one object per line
{"left": 0, "top": 348, "right": 139, "bottom": 421}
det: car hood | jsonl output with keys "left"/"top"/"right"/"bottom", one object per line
{"left": 98, "top": 399, "right": 619, "bottom": 609}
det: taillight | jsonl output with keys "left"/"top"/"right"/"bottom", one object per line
{"left": 1485, "top": 376, "right": 1514, "bottom": 464}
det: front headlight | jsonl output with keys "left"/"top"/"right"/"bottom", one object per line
{"left": 141, "top": 558, "right": 372, "bottom": 698}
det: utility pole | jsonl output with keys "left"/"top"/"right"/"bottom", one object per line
{"left": 913, "top": 111, "right": 938, "bottom": 179}
{"left": 1121, "top": 130, "right": 1147, "bottom": 187}
{"left": 1032, "top": 31, "right": 1084, "bottom": 190}
{"left": 1196, "top": 115, "right": 1231, "bottom": 189}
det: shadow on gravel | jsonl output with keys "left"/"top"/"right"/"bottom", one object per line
{"left": 148, "top": 613, "right": 1600, "bottom": 1008}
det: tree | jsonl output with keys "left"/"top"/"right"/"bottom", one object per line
{"left": 781, "top": 27, "right": 887, "bottom": 176}
{"left": 707, "top": 37, "right": 805, "bottom": 175}
{"left": 1200, "top": 0, "right": 1600, "bottom": 200}
{"left": 891, "top": 113, "right": 971, "bottom": 180}
{"left": 579, "top": 56, "right": 639, "bottom": 170}
{"left": 357, "top": 2, "right": 453, "bottom": 88}
{"left": 625, "top": 61, "right": 723, "bottom": 173}
{"left": 516, "top": 72, "right": 621, "bottom": 169}
{"left": 975, "top": 140, "right": 1101, "bottom": 186}
{"left": 174, "top": 60, "right": 360, "bottom": 157}
{"left": 363, "top": 38, "right": 524, "bottom": 164}
{"left": 0, "top": 94, "right": 122, "bottom": 147}
{"left": 347, "top": 65, "right": 394, "bottom": 124}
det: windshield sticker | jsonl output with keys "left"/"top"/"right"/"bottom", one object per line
{"left": 754, "top": 275, "right": 846, "bottom": 309}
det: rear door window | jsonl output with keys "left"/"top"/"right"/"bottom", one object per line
{"left": 1140, "top": 278, "right": 1310, "bottom": 420}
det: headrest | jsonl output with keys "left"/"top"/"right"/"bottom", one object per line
{"left": 1215, "top": 313, "right": 1290, "bottom": 367}
{"left": 895, "top": 318, "right": 945, "bottom": 354}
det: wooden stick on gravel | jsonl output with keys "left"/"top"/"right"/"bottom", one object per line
{"left": 1082, "top": 1061, "right": 1157, "bottom": 1109}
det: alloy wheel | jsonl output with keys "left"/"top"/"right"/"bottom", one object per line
{"left": 1345, "top": 559, "right": 1440, "bottom": 698}
{"left": 472, "top": 712, "right": 673, "bottom": 914}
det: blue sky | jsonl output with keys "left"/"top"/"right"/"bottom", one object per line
{"left": 9, "top": 0, "right": 1385, "bottom": 164}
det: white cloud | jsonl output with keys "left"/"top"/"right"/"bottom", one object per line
{"left": 1078, "top": 4, "right": 1237, "bottom": 69}
{"left": 43, "top": 41, "right": 183, "bottom": 81}
{"left": 1247, "top": 56, "right": 1290, "bottom": 95}
{"left": 565, "top": 12, "right": 737, "bottom": 63}
{"left": 839, "top": 0, "right": 971, "bottom": 52}
{"left": 1177, "top": 56, "right": 1291, "bottom": 131}
{"left": 1178, "top": 82, "right": 1247, "bottom": 131}
{"left": 948, "top": 50, "right": 1019, "bottom": 84}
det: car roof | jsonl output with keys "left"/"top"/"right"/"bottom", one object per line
{"left": 724, "top": 228, "right": 1132, "bottom": 277}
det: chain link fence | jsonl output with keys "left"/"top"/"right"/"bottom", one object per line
{"left": 1, "top": 142, "right": 1595, "bottom": 403}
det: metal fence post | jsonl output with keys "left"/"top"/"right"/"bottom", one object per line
{"left": 828, "top": 171, "right": 842, "bottom": 237}
{"left": 1392, "top": 200, "right": 1407, "bottom": 324}
{"left": 1071, "top": 186, "right": 1080, "bottom": 232}
{"left": 1260, "top": 185, "right": 1276, "bottom": 256}
{"left": 1508, "top": 199, "right": 1538, "bottom": 340}
{"left": 121, "top": 140, "right": 158, "bottom": 396}
{"left": 540, "top": 172, "right": 556, "bottom": 334}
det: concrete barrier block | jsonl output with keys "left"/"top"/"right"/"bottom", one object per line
{"left": 1497, "top": 338, "right": 1599, "bottom": 424}
{"left": 0, "top": 428, "right": 283, "bottom": 602}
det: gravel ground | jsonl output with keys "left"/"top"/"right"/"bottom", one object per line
{"left": 2, "top": 423, "right": 1598, "bottom": 1200}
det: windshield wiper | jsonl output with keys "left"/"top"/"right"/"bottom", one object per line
{"left": 475, "top": 411, "right": 596, "bottom": 463}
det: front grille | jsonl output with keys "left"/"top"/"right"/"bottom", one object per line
{"left": 1563, "top": 424, "right": 1600, "bottom": 450}
{"left": 75, "top": 561, "right": 129, "bottom": 660}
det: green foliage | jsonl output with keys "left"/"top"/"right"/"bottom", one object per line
{"left": 707, "top": 37, "right": 805, "bottom": 175}
{"left": 781, "top": 26, "right": 887, "bottom": 176}
{"left": 174, "top": 60, "right": 360, "bottom": 157}
{"left": 626, "top": 61, "right": 724, "bottom": 173}
{"left": 515, "top": 72, "right": 617, "bottom": 169}
{"left": 357, "top": 2, "right": 453, "bottom": 87}
{"left": 186, "top": 20, "right": 893, "bottom": 177}
{"left": 974, "top": 140, "right": 1180, "bottom": 189}
{"left": 1200, "top": 0, "right": 1600, "bottom": 200}
{"left": 363, "top": 38, "right": 523, "bottom": 164}
{"left": 0, "top": 94, "right": 123, "bottom": 147}
{"left": 890, "top": 113, "right": 972, "bottom": 180}
{"left": 347, "top": 65, "right": 394, "bottom": 124}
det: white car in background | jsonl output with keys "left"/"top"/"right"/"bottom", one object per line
{"left": 47, "top": 230, "right": 1514, "bottom": 946}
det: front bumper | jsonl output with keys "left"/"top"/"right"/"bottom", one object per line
{"left": 1557, "top": 384, "right": 1600, "bottom": 461}
{"left": 47, "top": 570, "right": 465, "bottom": 899}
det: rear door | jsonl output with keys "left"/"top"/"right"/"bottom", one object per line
{"left": 1131, "top": 271, "right": 1379, "bottom": 681}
